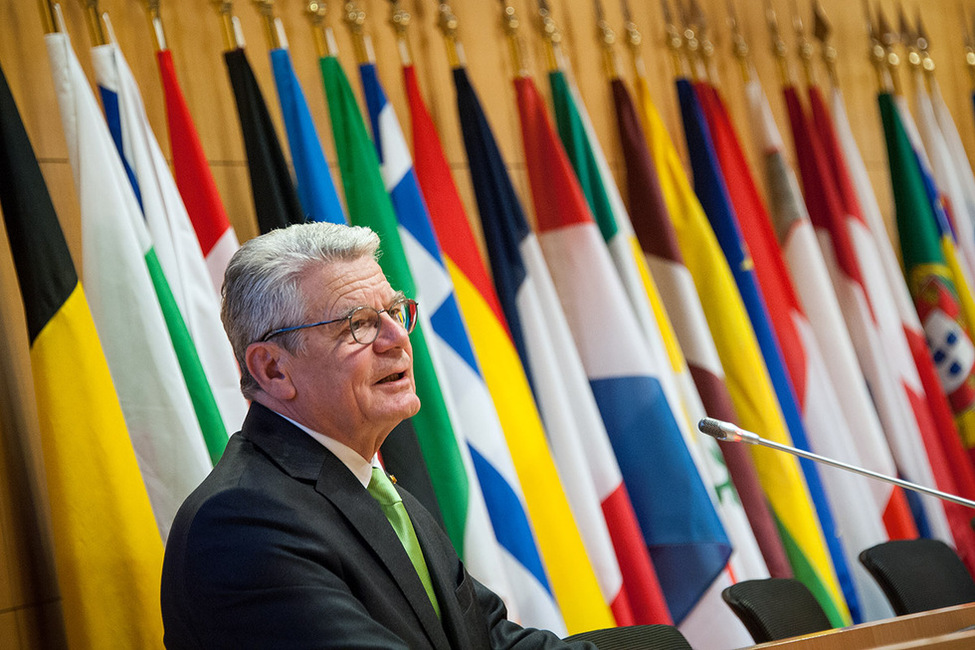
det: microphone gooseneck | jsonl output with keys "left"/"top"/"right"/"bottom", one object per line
{"left": 697, "top": 417, "right": 975, "bottom": 510}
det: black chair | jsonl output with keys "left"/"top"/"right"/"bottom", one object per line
{"left": 562, "top": 624, "right": 692, "bottom": 649}
{"left": 721, "top": 578, "right": 833, "bottom": 643}
{"left": 859, "top": 538, "right": 975, "bottom": 615}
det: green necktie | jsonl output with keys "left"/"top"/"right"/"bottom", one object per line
{"left": 368, "top": 467, "right": 441, "bottom": 617}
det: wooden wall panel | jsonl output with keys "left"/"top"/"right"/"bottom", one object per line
{"left": 2, "top": 0, "right": 975, "bottom": 646}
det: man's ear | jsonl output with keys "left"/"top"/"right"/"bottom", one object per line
{"left": 245, "top": 342, "right": 297, "bottom": 400}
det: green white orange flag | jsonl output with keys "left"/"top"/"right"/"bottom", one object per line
{"left": 0, "top": 57, "right": 164, "bottom": 650}
{"left": 46, "top": 30, "right": 212, "bottom": 538}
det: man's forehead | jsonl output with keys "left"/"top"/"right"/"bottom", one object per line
{"left": 308, "top": 258, "right": 397, "bottom": 308}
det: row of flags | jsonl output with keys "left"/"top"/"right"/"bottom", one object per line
{"left": 6, "top": 2, "right": 975, "bottom": 648}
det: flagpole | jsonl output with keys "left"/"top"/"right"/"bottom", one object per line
{"left": 791, "top": 0, "right": 815, "bottom": 88}
{"left": 388, "top": 0, "right": 413, "bottom": 67}
{"left": 343, "top": 0, "right": 371, "bottom": 66}
{"left": 875, "top": 4, "right": 902, "bottom": 96}
{"left": 534, "top": 0, "right": 561, "bottom": 74}
{"left": 144, "top": 0, "right": 167, "bottom": 52}
{"left": 252, "top": 0, "right": 281, "bottom": 51}
{"left": 78, "top": 0, "right": 107, "bottom": 46}
{"left": 676, "top": 0, "right": 705, "bottom": 83}
{"left": 764, "top": 0, "right": 793, "bottom": 88}
{"left": 657, "top": 0, "right": 688, "bottom": 81}
{"left": 964, "top": 9, "right": 975, "bottom": 92}
{"left": 499, "top": 1, "right": 529, "bottom": 79}
{"left": 812, "top": 1, "right": 838, "bottom": 90}
{"left": 305, "top": 2, "right": 333, "bottom": 59}
{"left": 593, "top": 0, "right": 621, "bottom": 82}
{"left": 727, "top": 0, "right": 751, "bottom": 84}
{"left": 211, "top": 0, "right": 241, "bottom": 52}
{"left": 38, "top": 0, "right": 57, "bottom": 34}
{"left": 691, "top": 0, "right": 719, "bottom": 86}
{"left": 436, "top": 2, "right": 465, "bottom": 68}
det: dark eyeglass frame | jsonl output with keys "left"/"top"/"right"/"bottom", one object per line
{"left": 258, "top": 298, "right": 418, "bottom": 345}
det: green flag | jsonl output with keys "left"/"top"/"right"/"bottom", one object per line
{"left": 318, "top": 54, "right": 469, "bottom": 554}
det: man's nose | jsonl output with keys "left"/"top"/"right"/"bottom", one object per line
{"left": 373, "top": 311, "right": 410, "bottom": 350}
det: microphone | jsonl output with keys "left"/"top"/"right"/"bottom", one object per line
{"left": 698, "top": 417, "right": 975, "bottom": 510}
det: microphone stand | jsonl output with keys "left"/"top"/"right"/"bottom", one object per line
{"left": 698, "top": 417, "right": 975, "bottom": 510}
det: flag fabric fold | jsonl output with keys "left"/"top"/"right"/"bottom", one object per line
{"left": 270, "top": 46, "right": 345, "bottom": 224}
{"left": 406, "top": 62, "right": 574, "bottom": 632}
{"left": 448, "top": 64, "right": 671, "bottom": 627}
{"left": 612, "top": 74, "right": 787, "bottom": 584}
{"left": 358, "top": 60, "right": 518, "bottom": 618}
{"left": 156, "top": 48, "right": 239, "bottom": 293}
{"left": 224, "top": 47, "right": 305, "bottom": 232}
{"left": 634, "top": 75, "right": 802, "bottom": 583}
{"left": 46, "top": 31, "right": 212, "bottom": 538}
{"left": 0, "top": 58, "right": 164, "bottom": 650}
{"left": 553, "top": 66, "right": 767, "bottom": 587}
{"left": 676, "top": 77, "right": 848, "bottom": 626}
{"left": 517, "top": 72, "right": 730, "bottom": 626}
{"left": 741, "top": 79, "right": 892, "bottom": 621}
{"left": 879, "top": 92, "right": 975, "bottom": 570}
{"left": 769, "top": 82, "right": 916, "bottom": 547}
{"left": 697, "top": 80, "right": 869, "bottom": 622}
{"left": 93, "top": 40, "right": 246, "bottom": 457}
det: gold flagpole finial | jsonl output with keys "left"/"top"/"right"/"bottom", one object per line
{"left": 342, "top": 0, "right": 371, "bottom": 64}
{"left": 594, "top": 0, "right": 621, "bottom": 79}
{"left": 964, "top": 8, "right": 975, "bottom": 90}
{"left": 900, "top": 4, "right": 922, "bottom": 73}
{"left": 435, "top": 2, "right": 465, "bottom": 68}
{"left": 765, "top": 0, "right": 792, "bottom": 86}
{"left": 727, "top": 0, "right": 751, "bottom": 83}
{"left": 145, "top": 0, "right": 168, "bottom": 51}
{"left": 499, "top": 0, "right": 529, "bottom": 78}
{"left": 877, "top": 4, "right": 902, "bottom": 94}
{"left": 691, "top": 0, "right": 718, "bottom": 84}
{"left": 915, "top": 11, "right": 934, "bottom": 77}
{"left": 620, "top": 0, "right": 648, "bottom": 80}
{"left": 387, "top": 0, "right": 413, "bottom": 66}
{"left": 812, "top": 0, "right": 837, "bottom": 87}
{"left": 534, "top": 0, "right": 562, "bottom": 72}
{"left": 305, "top": 1, "right": 332, "bottom": 57}
{"left": 863, "top": 0, "right": 891, "bottom": 92}
{"left": 78, "top": 0, "right": 107, "bottom": 45}
{"left": 660, "top": 0, "right": 688, "bottom": 78}
{"left": 677, "top": 0, "right": 705, "bottom": 81}
{"left": 211, "top": 0, "right": 241, "bottom": 51}
{"left": 252, "top": 0, "right": 281, "bottom": 50}
{"left": 792, "top": 0, "right": 815, "bottom": 86}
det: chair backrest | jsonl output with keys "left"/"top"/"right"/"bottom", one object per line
{"left": 562, "top": 624, "right": 692, "bottom": 650}
{"left": 721, "top": 578, "right": 833, "bottom": 643}
{"left": 859, "top": 538, "right": 975, "bottom": 615}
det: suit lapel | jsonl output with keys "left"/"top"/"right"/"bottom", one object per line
{"left": 318, "top": 466, "right": 450, "bottom": 649}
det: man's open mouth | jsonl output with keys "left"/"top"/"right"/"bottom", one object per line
{"left": 376, "top": 372, "right": 405, "bottom": 384}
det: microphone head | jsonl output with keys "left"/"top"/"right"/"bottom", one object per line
{"left": 698, "top": 417, "right": 742, "bottom": 442}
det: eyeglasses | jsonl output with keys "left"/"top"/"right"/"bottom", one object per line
{"left": 259, "top": 298, "right": 418, "bottom": 345}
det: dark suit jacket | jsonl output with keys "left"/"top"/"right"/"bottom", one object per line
{"left": 161, "top": 403, "right": 592, "bottom": 649}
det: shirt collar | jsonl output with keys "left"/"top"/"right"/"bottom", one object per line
{"left": 277, "top": 413, "right": 377, "bottom": 489}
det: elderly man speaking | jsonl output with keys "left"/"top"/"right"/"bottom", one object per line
{"left": 160, "top": 223, "right": 593, "bottom": 649}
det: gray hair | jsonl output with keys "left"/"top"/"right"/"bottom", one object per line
{"left": 221, "top": 222, "right": 381, "bottom": 399}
